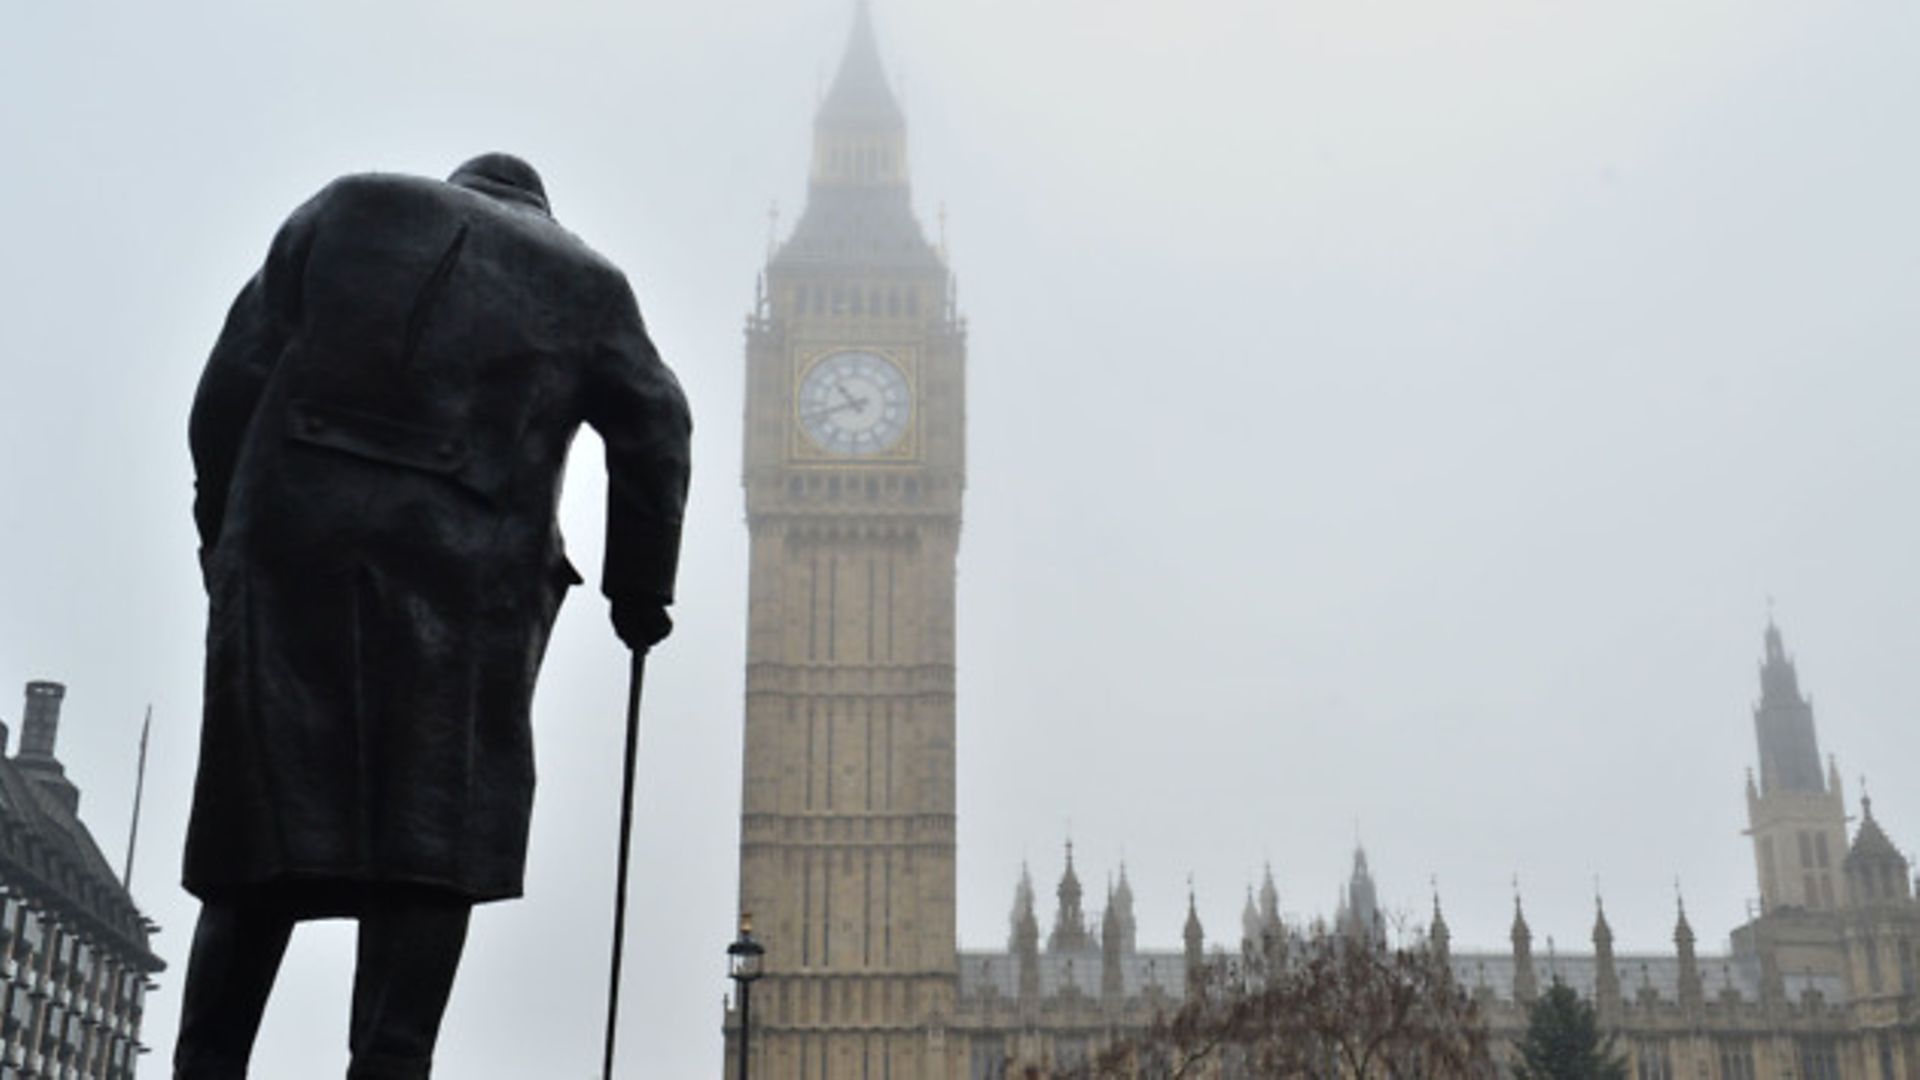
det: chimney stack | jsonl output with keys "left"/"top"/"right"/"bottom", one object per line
{"left": 17, "top": 681, "right": 80, "bottom": 814}
{"left": 20, "top": 680, "right": 66, "bottom": 762}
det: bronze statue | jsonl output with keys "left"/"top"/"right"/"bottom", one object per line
{"left": 177, "top": 153, "right": 690, "bottom": 1079}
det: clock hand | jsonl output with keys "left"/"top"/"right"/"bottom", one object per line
{"left": 832, "top": 382, "right": 872, "bottom": 412}
{"left": 799, "top": 399, "right": 864, "bottom": 422}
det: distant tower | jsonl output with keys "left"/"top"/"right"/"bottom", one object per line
{"left": 1010, "top": 866, "right": 1041, "bottom": 1001}
{"left": 729, "top": 2, "right": 964, "bottom": 1076}
{"left": 1339, "top": 847, "right": 1382, "bottom": 944}
{"left": 1182, "top": 887, "right": 1206, "bottom": 991}
{"left": 1745, "top": 619, "right": 1850, "bottom": 912}
{"left": 1111, "top": 863, "right": 1138, "bottom": 955}
{"left": 1675, "top": 896, "right": 1704, "bottom": 1015}
{"left": 1510, "top": 894, "right": 1538, "bottom": 1005}
{"left": 1592, "top": 897, "right": 1621, "bottom": 1017}
{"left": 1049, "top": 843, "right": 1091, "bottom": 953}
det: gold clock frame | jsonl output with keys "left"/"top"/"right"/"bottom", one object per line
{"left": 789, "top": 344, "right": 921, "bottom": 464}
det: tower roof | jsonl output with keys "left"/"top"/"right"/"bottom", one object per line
{"left": 818, "top": 1, "right": 903, "bottom": 127}
{"left": 1849, "top": 796, "right": 1904, "bottom": 864}
{"left": 1753, "top": 617, "right": 1825, "bottom": 795}
{"left": 773, "top": 1, "right": 941, "bottom": 274}
{"left": 1592, "top": 897, "right": 1614, "bottom": 949}
{"left": 1183, "top": 886, "right": 1204, "bottom": 947}
{"left": 1510, "top": 894, "right": 1532, "bottom": 945}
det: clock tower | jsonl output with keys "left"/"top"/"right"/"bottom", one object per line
{"left": 727, "top": 5, "right": 965, "bottom": 1078}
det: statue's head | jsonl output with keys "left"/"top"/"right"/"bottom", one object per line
{"left": 448, "top": 153, "right": 550, "bottom": 214}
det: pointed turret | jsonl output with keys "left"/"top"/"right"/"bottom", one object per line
{"left": 1249, "top": 863, "right": 1284, "bottom": 970}
{"left": 1101, "top": 890, "right": 1125, "bottom": 999}
{"left": 1112, "top": 863, "right": 1138, "bottom": 954}
{"left": 1511, "top": 893, "right": 1538, "bottom": 1005}
{"left": 1048, "top": 842, "right": 1091, "bottom": 953}
{"left": 1845, "top": 793, "right": 1912, "bottom": 905}
{"left": 1593, "top": 897, "right": 1621, "bottom": 1016}
{"left": 1429, "top": 891, "right": 1451, "bottom": 967}
{"left": 1241, "top": 885, "right": 1262, "bottom": 950}
{"left": 1675, "top": 895, "right": 1704, "bottom": 1013}
{"left": 1010, "top": 864, "right": 1040, "bottom": 1000}
{"left": 1341, "top": 847, "right": 1382, "bottom": 945}
{"left": 1183, "top": 885, "right": 1205, "bottom": 992}
{"left": 1259, "top": 863, "right": 1280, "bottom": 927}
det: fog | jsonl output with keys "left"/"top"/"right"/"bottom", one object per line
{"left": 3, "top": 1, "right": 1917, "bottom": 1075}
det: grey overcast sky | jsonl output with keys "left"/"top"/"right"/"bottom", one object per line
{"left": 4, "top": 0, "right": 1918, "bottom": 1075}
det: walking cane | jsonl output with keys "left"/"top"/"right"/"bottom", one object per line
{"left": 603, "top": 649, "right": 647, "bottom": 1080}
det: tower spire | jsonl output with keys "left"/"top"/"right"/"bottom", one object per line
{"left": 1182, "top": 880, "right": 1205, "bottom": 991}
{"left": 1754, "top": 616, "right": 1823, "bottom": 794}
{"left": 1510, "top": 888, "right": 1538, "bottom": 1004}
{"left": 819, "top": 0, "right": 901, "bottom": 123}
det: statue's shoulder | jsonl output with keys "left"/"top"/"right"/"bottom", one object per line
{"left": 308, "top": 171, "right": 464, "bottom": 215}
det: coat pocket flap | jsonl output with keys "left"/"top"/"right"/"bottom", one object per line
{"left": 287, "top": 399, "right": 468, "bottom": 477}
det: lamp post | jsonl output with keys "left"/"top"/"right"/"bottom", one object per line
{"left": 727, "top": 912, "right": 766, "bottom": 1080}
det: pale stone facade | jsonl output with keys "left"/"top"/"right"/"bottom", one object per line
{"left": 952, "top": 623, "right": 1920, "bottom": 1078}
{"left": 727, "top": 11, "right": 1920, "bottom": 1079}
{"left": 725, "top": 7, "right": 966, "bottom": 1077}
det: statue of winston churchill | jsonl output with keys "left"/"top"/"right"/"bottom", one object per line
{"left": 176, "top": 153, "right": 690, "bottom": 1080}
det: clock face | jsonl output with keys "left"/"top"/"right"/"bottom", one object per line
{"left": 797, "top": 350, "right": 913, "bottom": 457}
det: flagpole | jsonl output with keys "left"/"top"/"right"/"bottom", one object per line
{"left": 122, "top": 705, "right": 151, "bottom": 891}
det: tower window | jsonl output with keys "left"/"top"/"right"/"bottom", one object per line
{"left": 850, "top": 289, "right": 863, "bottom": 316}
{"left": 906, "top": 290, "right": 919, "bottom": 316}
{"left": 887, "top": 289, "right": 901, "bottom": 317}
{"left": 794, "top": 286, "right": 808, "bottom": 314}
{"left": 1799, "top": 832, "right": 1814, "bottom": 868}
{"left": 1815, "top": 833, "right": 1830, "bottom": 868}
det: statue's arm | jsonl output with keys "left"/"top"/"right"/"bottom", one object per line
{"left": 585, "top": 277, "right": 692, "bottom": 610}
{"left": 188, "top": 193, "right": 322, "bottom": 557}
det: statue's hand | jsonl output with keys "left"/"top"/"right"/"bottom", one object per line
{"left": 611, "top": 598, "right": 673, "bottom": 653}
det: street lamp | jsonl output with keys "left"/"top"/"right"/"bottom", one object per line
{"left": 727, "top": 912, "right": 766, "bottom": 1080}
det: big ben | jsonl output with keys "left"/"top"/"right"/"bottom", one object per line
{"left": 727, "top": 5, "right": 965, "bottom": 1078}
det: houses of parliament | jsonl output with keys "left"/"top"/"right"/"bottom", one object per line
{"left": 723, "top": 7, "right": 1920, "bottom": 1077}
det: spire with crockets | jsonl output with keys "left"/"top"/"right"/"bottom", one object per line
{"left": 778, "top": 0, "right": 939, "bottom": 272}
{"left": 1754, "top": 617, "right": 1825, "bottom": 795}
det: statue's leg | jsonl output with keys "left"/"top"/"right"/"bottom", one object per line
{"left": 173, "top": 900, "right": 296, "bottom": 1080}
{"left": 345, "top": 889, "right": 472, "bottom": 1080}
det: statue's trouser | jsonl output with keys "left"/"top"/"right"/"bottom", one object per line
{"left": 173, "top": 886, "right": 472, "bottom": 1080}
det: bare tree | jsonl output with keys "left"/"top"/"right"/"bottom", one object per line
{"left": 1009, "top": 925, "right": 1495, "bottom": 1079}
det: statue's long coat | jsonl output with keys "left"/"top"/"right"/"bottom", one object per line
{"left": 185, "top": 171, "right": 689, "bottom": 904}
